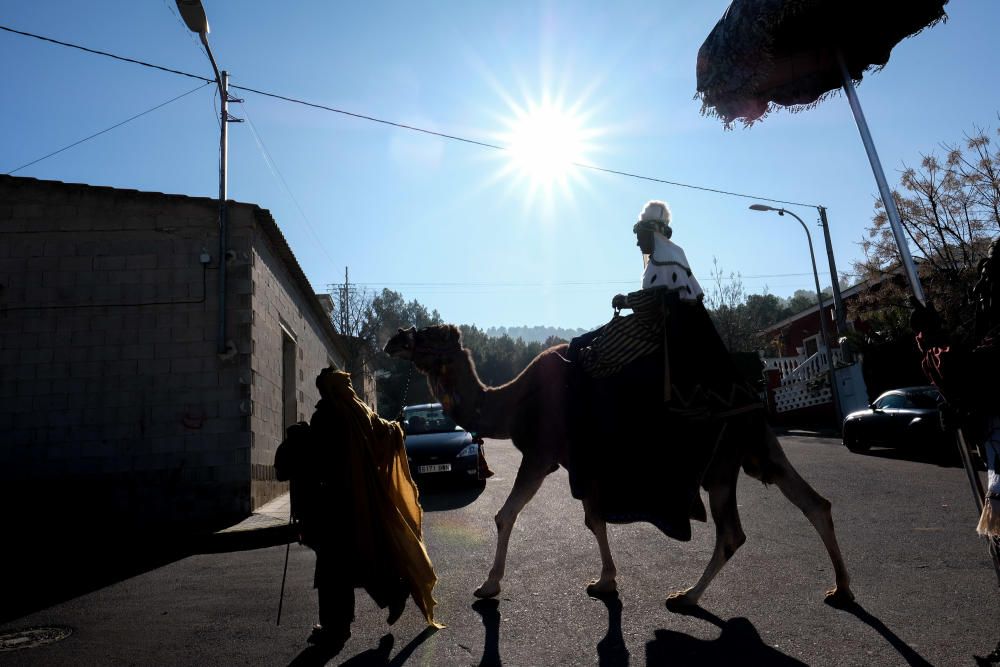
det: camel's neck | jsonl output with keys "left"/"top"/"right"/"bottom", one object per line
{"left": 421, "top": 350, "right": 519, "bottom": 439}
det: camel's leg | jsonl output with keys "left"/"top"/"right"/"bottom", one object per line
{"left": 474, "top": 455, "right": 551, "bottom": 598}
{"left": 583, "top": 498, "right": 617, "bottom": 596}
{"left": 763, "top": 428, "right": 854, "bottom": 605}
{"left": 667, "top": 459, "right": 744, "bottom": 608}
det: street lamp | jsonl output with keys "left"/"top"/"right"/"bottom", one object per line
{"left": 175, "top": 0, "right": 241, "bottom": 355}
{"left": 750, "top": 204, "right": 840, "bottom": 423}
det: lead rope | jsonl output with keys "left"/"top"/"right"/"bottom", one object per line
{"left": 395, "top": 363, "right": 414, "bottom": 422}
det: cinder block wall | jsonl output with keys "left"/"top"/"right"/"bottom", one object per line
{"left": 244, "top": 207, "right": 345, "bottom": 510}
{"left": 0, "top": 176, "right": 251, "bottom": 531}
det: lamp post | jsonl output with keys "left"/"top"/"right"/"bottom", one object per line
{"left": 816, "top": 207, "right": 851, "bottom": 360}
{"left": 750, "top": 204, "right": 840, "bottom": 423}
{"left": 175, "top": 0, "right": 242, "bottom": 355}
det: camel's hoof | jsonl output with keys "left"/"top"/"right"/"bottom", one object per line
{"left": 824, "top": 586, "right": 855, "bottom": 608}
{"left": 586, "top": 579, "right": 618, "bottom": 599}
{"left": 474, "top": 582, "right": 501, "bottom": 599}
{"left": 665, "top": 590, "right": 697, "bottom": 610}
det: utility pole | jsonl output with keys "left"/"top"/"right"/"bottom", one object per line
{"left": 341, "top": 266, "right": 350, "bottom": 335}
{"left": 175, "top": 1, "right": 243, "bottom": 355}
{"left": 817, "top": 207, "right": 851, "bottom": 361}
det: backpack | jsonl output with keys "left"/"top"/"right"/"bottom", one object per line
{"left": 274, "top": 421, "right": 323, "bottom": 546}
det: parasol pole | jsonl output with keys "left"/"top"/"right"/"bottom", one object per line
{"left": 836, "top": 50, "right": 926, "bottom": 305}
{"left": 836, "top": 53, "right": 1000, "bottom": 587}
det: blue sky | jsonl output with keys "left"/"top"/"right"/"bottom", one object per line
{"left": 3, "top": 1, "right": 999, "bottom": 332}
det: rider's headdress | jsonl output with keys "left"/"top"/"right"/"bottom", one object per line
{"left": 632, "top": 200, "right": 672, "bottom": 239}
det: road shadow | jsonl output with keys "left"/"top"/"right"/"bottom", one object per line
{"left": 974, "top": 638, "right": 1000, "bottom": 666}
{"left": 649, "top": 605, "right": 806, "bottom": 667}
{"left": 0, "top": 508, "right": 292, "bottom": 625}
{"left": 416, "top": 480, "right": 486, "bottom": 512}
{"left": 854, "top": 446, "right": 962, "bottom": 468}
{"left": 287, "top": 626, "right": 437, "bottom": 667}
{"left": 473, "top": 598, "right": 502, "bottom": 667}
{"left": 832, "top": 600, "right": 934, "bottom": 666}
{"left": 594, "top": 592, "right": 629, "bottom": 667}
{"left": 0, "top": 528, "right": 193, "bottom": 625}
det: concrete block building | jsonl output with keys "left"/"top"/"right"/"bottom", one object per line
{"left": 0, "top": 175, "right": 352, "bottom": 532}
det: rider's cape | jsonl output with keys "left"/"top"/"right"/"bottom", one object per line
{"left": 567, "top": 287, "right": 763, "bottom": 540}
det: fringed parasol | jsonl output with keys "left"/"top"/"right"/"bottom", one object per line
{"left": 696, "top": 0, "right": 948, "bottom": 127}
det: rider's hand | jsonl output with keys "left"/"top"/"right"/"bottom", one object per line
{"left": 612, "top": 294, "right": 627, "bottom": 309}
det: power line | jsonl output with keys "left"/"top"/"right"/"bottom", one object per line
{"left": 240, "top": 98, "right": 340, "bottom": 269}
{"left": 5, "top": 82, "right": 212, "bottom": 175}
{"left": 0, "top": 25, "right": 212, "bottom": 83}
{"left": 347, "top": 272, "right": 829, "bottom": 287}
{"left": 1, "top": 24, "right": 822, "bottom": 209}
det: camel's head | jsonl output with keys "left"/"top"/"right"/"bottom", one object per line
{"left": 384, "top": 324, "right": 463, "bottom": 368}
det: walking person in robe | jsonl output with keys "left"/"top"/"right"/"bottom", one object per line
{"left": 275, "top": 367, "right": 443, "bottom": 650}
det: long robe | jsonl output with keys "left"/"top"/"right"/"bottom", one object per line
{"left": 310, "top": 372, "right": 443, "bottom": 628}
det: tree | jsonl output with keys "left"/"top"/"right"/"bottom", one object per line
{"left": 704, "top": 258, "right": 755, "bottom": 352}
{"left": 784, "top": 289, "right": 818, "bottom": 316}
{"left": 703, "top": 259, "right": 816, "bottom": 354}
{"left": 327, "top": 275, "right": 377, "bottom": 400}
{"left": 361, "top": 289, "right": 443, "bottom": 417}
{"left": 852, "top": 122, "right": 1000, "bottom": 342}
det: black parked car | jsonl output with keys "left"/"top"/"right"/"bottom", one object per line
{"left": 402, "top": 403, "right": 486, "bottom": 487}
{"left": 842, "top": 386, "right": 946, "bottom": 453}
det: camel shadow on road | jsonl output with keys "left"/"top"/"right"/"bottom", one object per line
{"left": 832, "top": 600, "right": 934, "bottom": 667}
{"left": 648, "top": 605, "right": 806, "bottom": 667}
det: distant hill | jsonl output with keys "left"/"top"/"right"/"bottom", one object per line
{"left": 483, "top": 325, "right": 590, "bottom": 344}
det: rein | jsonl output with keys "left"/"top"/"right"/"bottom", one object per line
{"left": 396, "top": 363, "right": 414, "bottom": 421}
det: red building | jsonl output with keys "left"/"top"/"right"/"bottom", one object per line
{"left": 759, "top": 278, "right": 889, "bottom": 427}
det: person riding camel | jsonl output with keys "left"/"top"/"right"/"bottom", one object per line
{"left": 575, "top": 200, "right": 704, "bottom": 384}
{"left": 566, "top": 200, "right": 762, "bottom": 541}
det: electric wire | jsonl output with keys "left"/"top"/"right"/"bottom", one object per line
{"left": 348, "top": 272, "right": 825, "bottom": 287}
{"left": 5, "top": 82, "right": 212, "bottom": 175}
{"left": 239, "top": 98, "right": 341, "bottom": 269}
{"left": 1, "top": 24, "right": 822, "bottom": 209}
{"left": 161, "top": 0, "right": 205, "bottom": 55}
{"left": 0, "top": 25, "right": 212, "bottom": 82}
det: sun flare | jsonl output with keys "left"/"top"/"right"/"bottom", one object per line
{"left": 498, "top": 98, "right": 595, "bottom": 191}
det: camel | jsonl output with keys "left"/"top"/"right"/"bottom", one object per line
{"left": 384, "top": 324, "right": 854, "bottom": 607}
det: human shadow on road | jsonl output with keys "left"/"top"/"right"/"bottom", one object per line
{"left": 594, "top": 592, "right": 629, "bottom": 667}
{"left": 286, "top": 626, "right": 437, "bottom": 667}
{"left": 832, "top": 600, "right": 933, "bottom": 667}
{"left": 648, "top": 605, "right": 806, "bottom": 666}
{"left": 473, "top": 598, "right": 502, "bottom": 666}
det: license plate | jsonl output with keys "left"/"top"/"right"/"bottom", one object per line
{"left": 417, "top": 463, "right": 452, "bottom": 474}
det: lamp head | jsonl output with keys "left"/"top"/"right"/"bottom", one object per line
{"left": 749, "top": 204, "right": 775, "bottom": 212}
{"left": 176, "top": 0, "right": 210, "bottom": 34}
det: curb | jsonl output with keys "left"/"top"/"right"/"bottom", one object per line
{"left": 194, "top": 521, "right": 296, "bottom": 554}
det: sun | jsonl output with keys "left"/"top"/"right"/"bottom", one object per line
{"left": 496, "top": 97, "right": 596, "bottom": 192}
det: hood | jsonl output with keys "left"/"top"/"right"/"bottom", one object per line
{"left": 405, "top": 430, "right": 473, "bottom": 452}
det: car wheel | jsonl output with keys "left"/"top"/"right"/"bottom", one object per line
{"left": 844, "top": 429, "right": 870, "bottom": 453}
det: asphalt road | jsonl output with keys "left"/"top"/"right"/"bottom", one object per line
{"left": 3, "top": 434, "right": 999, "bottom": 666}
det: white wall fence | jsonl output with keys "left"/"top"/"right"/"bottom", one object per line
{"left": 762, "top": 349, "right": 845, "bottom": 414}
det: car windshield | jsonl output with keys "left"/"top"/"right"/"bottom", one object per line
{"left": 875, "top": 388, "right": 941, "bottom": 410}
{"left": 907, "top": 389, "right": 942, "bottom": 409}
{"left": 403, "top": 406, "right": 462, "bottom": 434}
